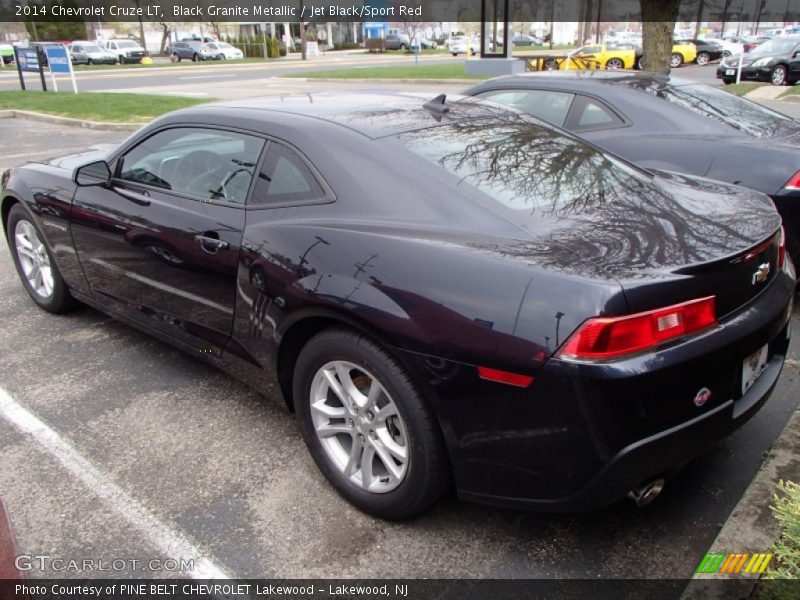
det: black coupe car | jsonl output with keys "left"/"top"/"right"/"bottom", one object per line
{"left": 465, "top": 71, "right": 800, "bottom": 267}
{"left": 675, "top": 38, "right": 724, "bottom": 65}
{"left": 2, "top": 93, "right": 794, "bottom": 519}
{"left": 717, "top": 35, "right": 800, "bottom": 85}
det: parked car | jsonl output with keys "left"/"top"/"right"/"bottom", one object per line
{"left": 411, "top": 37, "right": 439, "bottom": 50}
{"left": 202, "top": 41, "right": 244, "bottom": 60}
{"left": 449, "top": 36, "right": 470, "bottom": 55}
{"left": 466, "top": 70, "right": 800, "bottom": 266}
{"left": 69, "top": 41, "right": 117, "bottom": 65}
{"left": 724, "top": 35, "right": 761, "bottom": 53}
{"left": 101, "top": 39, "right": 147, "bottom": 64}
{"left": 675, "top": 38, "right": 724, "bottom": 65}
{"left": 707, "top": 36, "right": 745, "bottom": 57}
{"left": 717, "top": 35, "right": 800, "bottom": 85}
{"left": 0, "top": 43, "right": 13, "bottom": 65}
{"left": 385, "top": 33, "right": 411, "bottom": 50}
{"left": 171, "top": 40, "right": 215, "bottom": 61}
{"left": 1, "top": 93, "right": 794, "bottom": 519}
{"left": 512, "top": 34, "right": 542, "bottom": 46}
{"left": 554, "top": 44, "right": 638, "bottom": 69}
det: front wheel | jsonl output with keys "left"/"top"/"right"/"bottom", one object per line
{"left": 605, "top": 57, "right": 624, "bottom": 69}
{"left": 294, "top": 328, "right": 449, "bottom": 520}
{"left": 6, "top": 204, "right": 75, "bottom": 313}
{"left": 696, "top": 52, "right": 710, "bottom": 66}
{"left": 722, "top": 77, "right": 735, "bottom": 85}
{"left": 771, "top": 65, "right": 788, "bottom": 86}
{"left": 87, "top": 58, "right": 94, "bottom": 66}
{"left": 670, "top": 53, "right": 683, "bottom": 68}
{"left": 192, "top": 53, "right": 198, "bottom": 62}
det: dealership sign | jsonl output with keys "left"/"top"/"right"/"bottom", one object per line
{"left": 44, "top": 45, "right": 71, "bottom": 73}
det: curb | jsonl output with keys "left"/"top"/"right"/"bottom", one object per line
{"left": 0, "top": 109, "right": 140, "bottom": 132}
{"left": 283, "top": 77, "right": 479, "bottom": 85}
{"left": 681, "top": 396, "right": 800, "bottom": 599}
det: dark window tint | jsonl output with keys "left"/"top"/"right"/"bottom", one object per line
{"left": 251, "top": 143, "right": 325, "bottom": 205}
{"left": 119, "top": 128, "right": 265, "bottom": 204}
{"left": 568, "top": 97, "right": 624, "bottom": 131}
{"left": 479, "top": 89, "right": 575, "bottom": 127}
{"left": 658, "top": 84, "right": 790, "bottom": 138}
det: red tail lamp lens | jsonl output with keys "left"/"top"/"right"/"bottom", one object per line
{"left": 557, "top": 296, "right": 717, "bottom": 361}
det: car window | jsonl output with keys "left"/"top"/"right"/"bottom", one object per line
{"left": 568, "top": 96, "right": 625, "bottom": 131}
{"left": 657, "top": 84, "right": 790, "bottom": 138}
{"left": 250, "top": 143, "right": 325, "bottom": 206}
{"left": 72, "top": 45, "right": 82, "bottom": 52}
{"left": 579, "top": 46, "right": 601, "bottom": 54}
{"left": 479, "top": 89, "right": 575, "bottom": 127}
{"left": 119, "top": 128, "right": 265, "bottom": 205}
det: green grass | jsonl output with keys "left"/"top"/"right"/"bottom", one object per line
{"left": 284, "top": 63, "right": 487, "bottom": 80}
{"left": 764, "top": 480, "right": 800, "bottom": 579}
{"left": 721, "top": 82, "right": 767, "bottom": 96}
{"left": 779, "top": 84, "right": 800, "bottom": 97}
{"left": 0, "top": 91, "right": 211, "bottom": 122}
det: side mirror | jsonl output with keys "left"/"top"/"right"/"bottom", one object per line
{"left": 74, "top": 160, "right": 111, "bottom": 187}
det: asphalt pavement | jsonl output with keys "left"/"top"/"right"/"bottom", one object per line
{"left": 0, "top": 116, "right": 799, "bottom": 580}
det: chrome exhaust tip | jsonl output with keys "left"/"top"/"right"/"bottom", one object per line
{"left": 627, "top": 478, "right": 665, "bottom": 507}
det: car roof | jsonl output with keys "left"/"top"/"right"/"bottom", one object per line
{"left": 472, "top": 70, "right": 694, "bottom": 92}
{"left": 202, "top": 92, "right": 517, "bottom": 139}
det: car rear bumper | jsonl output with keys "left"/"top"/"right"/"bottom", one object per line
{"left": 401, "top": 270, "right": 795, "bottom": 512}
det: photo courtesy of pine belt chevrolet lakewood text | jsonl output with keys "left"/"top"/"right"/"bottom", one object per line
{"left": 1, "top": 93, "right": 795, "bottom": 519}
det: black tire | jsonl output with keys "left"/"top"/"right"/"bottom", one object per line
{"left": 294, "top": 327, "right": 449, "bottom": 520}
{"left": 771, "top": 65, "right": 788, "bottom": 86}
{"left": 177, "top": 55, "right": 182, "bottom": 62}
{"left": 87, "top": 58, "right": 93, "bottom": 66}
{"left": 192, "top": 53, "right": 198, "bottom": 62}
{"left": 399, "top": 44, "right": 408, "bottom": 51}
{"left": 6, "top": 204, "right": 76, "bottom": 314}
{"left": 722, "top": 77, "right": 735, "bottom": 85}
{"left": 118, "top": 55, "right": 125, "bottom": 65}
{"left": 670, "top": 53, "right": 683, "bottom": 68}
{"left": 605, "top": 57, "right": 624, "bottom": 69}
{"left": 696, "top": 52, "right": 710, "bottom": 66}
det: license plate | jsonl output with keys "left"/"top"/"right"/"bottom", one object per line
{"left": 726, "top": 69, "right": 735, "bottom": 75}
{"left": 742, "top": 345, "right": 768, "bottom": 395}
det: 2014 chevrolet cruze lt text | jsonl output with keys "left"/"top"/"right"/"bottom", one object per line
{"left": 1, "top": 94, "right": 795, "bottom": 519}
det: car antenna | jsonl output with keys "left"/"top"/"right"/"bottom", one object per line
{"left": 423, "top": 94, "right": 450, "bottom": 121}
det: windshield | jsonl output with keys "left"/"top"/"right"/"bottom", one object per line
{"left": 660, "top": 84, "right": 790, "bottom": 138}
{"left": 117, "top": 40, "right": 139, "bottom": 49}
{"left": 396, "top": 118, "right": 650, "bottom": 215}
{"left": 218, "top": 42, "right": 232, "bottom": 48}
{"left": 753, "top": 37, "right": 798, "bottom": 55}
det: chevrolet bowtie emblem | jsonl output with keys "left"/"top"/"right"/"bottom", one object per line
{"left": 752, "top": 262, "right": 770, "bottom": 285}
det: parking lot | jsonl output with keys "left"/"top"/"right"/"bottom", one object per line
{"left": 1, "top": 113, "right": 799, "bottom": 580}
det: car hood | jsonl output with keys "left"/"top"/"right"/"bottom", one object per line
{"left": 43, "top": 145, "right": 116, "bottom": 170}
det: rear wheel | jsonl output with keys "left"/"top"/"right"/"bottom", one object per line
{"left": 696, "top": 52, "right": 710, "bottom": 66}
{"left": 294, "top": 328, "right": 449, "bottom": 520}
{"left": 118, "top": 55, "right": 125, "bottom": 65}
{"left": 771, "top": 65, "right": 788, "bottom": 86}
{"left": 670, "top": 53, "right": 683, "bottom": 68}
{"left": 87, "top": 58, "right": 94, "bottom": 66}
{"left": 6, "top": 204, "right": 75, "bottom": 313}
{"left": 605, "top": 57, "right": 624, "bottom": 69}
{"left": 192, "top": 53, "right": 198, "bottom": 62}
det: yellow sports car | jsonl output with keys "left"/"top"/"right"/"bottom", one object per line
{"left": 552, "top": 42, "right": 697, "bottom": 70}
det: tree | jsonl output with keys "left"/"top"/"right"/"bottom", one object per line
{"left": 24, "top": 0, "right": 85, "bottom": 42}
{"left": 640, "top": 0, "right": 681, "bottom": 73}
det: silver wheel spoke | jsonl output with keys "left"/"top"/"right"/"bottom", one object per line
{"left": 322, "top": 366, "right": 348, "bottom": 405}
{"left": 316, "top": 421, "right": 352, "bottom": 438}
{"left": 311, "top": 399, "right": 346, "bottom": 419}
{"left": 345, "top": 436, "right": 364, "bottom": 477}
{"left": 376, "top": 428, "right": 407, "bottom": 462}
{"left": 372, "top": 438, "right": 404, "bottom": 480}
{"left": 360, "top": 444, "right": 376, "bottom": 488}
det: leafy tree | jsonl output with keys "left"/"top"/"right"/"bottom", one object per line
{"left": 24, "top": 0, "right": 85, "bottom": 41}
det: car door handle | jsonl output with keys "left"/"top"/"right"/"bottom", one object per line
{"left": 115, "top": 187, "right": 151, "bottom": 206}
{"left": 195, "top": 234, "right": 229, "bottom": 251}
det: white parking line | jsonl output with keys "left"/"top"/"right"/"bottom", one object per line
{"left": 0, "top": 388, "right": 233, "bottom": 579}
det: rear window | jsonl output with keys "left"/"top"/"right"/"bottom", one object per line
{"left": 659, "top": 84, "right": 790, "bottom": 137}
{"left": 395, "top": 118, "right": 648, "bottom": 214}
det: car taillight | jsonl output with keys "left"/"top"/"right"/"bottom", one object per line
{"left": 778, "top": 226, "right": 786, "bottom": 270}
{"left": 783, "top": 171, "right": 800, "bottom": 190}
{"left": 557, "top": 296, "right": 717, "bottom": 361}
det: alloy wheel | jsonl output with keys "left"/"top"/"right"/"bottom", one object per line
{"left": 14, "top": 220, "right": 54, "bottom": 299}
{"left": 606, "top": 58, "right": 624, "bottom": 69}
{"left": 772, "top": 66, "right": 787, "bottom": 85}
{"left": 309, "top": 360, "right": 409, "bottom": 493}
{"left": 670, "top": 54, "right": 682, "bottom": 68}
{"left": 696, "top": 52, "right": 709, "bottom": 65}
